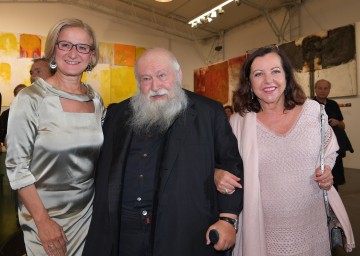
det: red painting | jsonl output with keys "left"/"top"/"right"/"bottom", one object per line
{"left": 194, "top": 61, "right": 229, "bottom": 104}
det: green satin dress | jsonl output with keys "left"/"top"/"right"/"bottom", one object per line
{"left": 6, "top": 78, "right": 105, "bottom": 255}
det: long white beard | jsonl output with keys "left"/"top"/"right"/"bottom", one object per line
{"left": 129, "top": 85, "right": 188, "bottom": 135}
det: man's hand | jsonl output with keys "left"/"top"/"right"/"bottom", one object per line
{"left": 206, "top": 219, "right": 236, "bottom": 251}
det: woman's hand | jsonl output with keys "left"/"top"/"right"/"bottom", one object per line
{"left": 214, "top": 168, "right": 242, "bottom": 195}
{"left": 17, "top": 185, "right": 67, "bottom": 255}
{"left": 315, "top": 165, "right": 334, "bottom": 191}
{"left": 36, "top": 217, "right": 67, "bottom": 256}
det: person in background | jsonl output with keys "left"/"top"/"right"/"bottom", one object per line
{"left": 214, "top": 45, "right": 354, "bottom": 255}
{"left": 0, "top": 84, "right": 27, "bottom": 145}
{"left": 314, "top": 79, "right": 354, "bottom": 190}
{"left": 29, "top": 57, "right": 55, "bottom": 83}
{"left": 6, "top": 18, "right": 105, "bottom": 256}
{"left": 83, "top": 48, "right": 243, "bottom": 256}
{"left": 224, "top": 105, "right": 234, "bottom": 121}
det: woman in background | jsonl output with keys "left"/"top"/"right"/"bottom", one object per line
{"left": 6, "top": 18, "right": 105, "bottom": 256}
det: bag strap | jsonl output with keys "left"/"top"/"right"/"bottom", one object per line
{"left": 320, "top": 104, "right": 331, "bottom": 221}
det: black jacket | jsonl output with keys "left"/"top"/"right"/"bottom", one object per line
{"left": 83, "top": 90, "right": 243, "bottom": 256}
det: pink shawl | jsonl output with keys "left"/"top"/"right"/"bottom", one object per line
{"left": 229, "top": 110, "right": 355, "bottom": 255}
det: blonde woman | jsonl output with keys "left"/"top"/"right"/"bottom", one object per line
{"left": 6, "top": 19, "right": 105, "bottom": 256}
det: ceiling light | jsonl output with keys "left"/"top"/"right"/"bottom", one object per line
{"left": 188, "top": 0, "right": 236, "bottom": 28}
{"left": 155, "top": 0, "right": 173, "bottom": 2}
{"left": 235, "top": 0, "right": 241, "bottom": 6}
{"left": 217, "top": 8, "right": 225, "bottom": 15}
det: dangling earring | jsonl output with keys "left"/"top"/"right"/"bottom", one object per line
{"left": 50, "top": 59, "right": 57, "bottom": 69}
{"left": 249, "top": 81, "right": 254, "bottom": 100}
{"left": 86, "top": 64, "right": 92, "bottom": 72}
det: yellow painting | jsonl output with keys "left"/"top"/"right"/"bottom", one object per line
{"left": 82, "top": 64, "right": 111, "bottom": 107}
{"left": 20, "top": 34, "right": 41, "bottom": 58}
{"left": 136, "top": 47, "right": 146, "bottom": 60}
{"left": 110, "top": 66, "right": 137, "bottom": 103}
{"left": 0, "top": 59, "right": 33, "bottom": 106}
{"left": 0, "top": 32, "right": 19, "bottom": 58}
{"left": 99, "top": 42, "right": 114, "bottom": 65}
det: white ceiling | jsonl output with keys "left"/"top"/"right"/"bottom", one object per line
{"left": 0, "top": 0, "right": 302, "bottom": 40}
{"left": 96, "top": 0, "right": 302, "bottom": 40}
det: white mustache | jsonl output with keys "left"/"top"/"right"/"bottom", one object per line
{"left": 148, "top": 89, "right": 169, "bottom": 97}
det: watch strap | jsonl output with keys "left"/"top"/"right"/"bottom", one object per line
{"left": 219, "top": 216, "right": 238, "bottom": 230}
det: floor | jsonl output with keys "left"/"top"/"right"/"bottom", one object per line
{"left": 0, "top": 166, "right": 359, "bottom": 255}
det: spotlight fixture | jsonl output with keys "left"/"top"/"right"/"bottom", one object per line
{"left": 189, "top": 0, "right": 238, "bottom": 28}
{"left": 217, "top": 8, "right": 225, "bottom": 15}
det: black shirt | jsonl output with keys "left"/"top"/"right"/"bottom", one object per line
{"left": 121, "top": 132, "right": 165, "bottom": 210}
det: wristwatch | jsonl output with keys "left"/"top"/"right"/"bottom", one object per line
{"left": 219, "top": 216, "right": 238, "bottom": 231}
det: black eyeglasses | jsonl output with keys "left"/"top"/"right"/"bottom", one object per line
{"left": 56, "top": 41, "right": 93, "bottom": 54}
{"left": 245, "top": 44, "right": 279, "bottom": 59}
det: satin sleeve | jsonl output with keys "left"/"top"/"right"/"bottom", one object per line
{"left": 6, "top": 88, "right": 40, "bottom": 190}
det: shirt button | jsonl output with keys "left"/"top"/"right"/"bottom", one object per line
{"left": 139, "top": 174, "right": 144, "bottom": 179}
{"left": 142, "top": 210, "right": 148, "bottom": 216}
{"left": 143, "top": 153, "right": 148, "bottom": 158}
{"left": 137, "top": 197, "right": 142, "bottom": 202}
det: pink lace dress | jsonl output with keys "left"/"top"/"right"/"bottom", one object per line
{"left": 257, "top": 100, "right": 334, "bottom": 256}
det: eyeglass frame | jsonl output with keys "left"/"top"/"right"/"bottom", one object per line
{"left": 56, "top": 40, "right": 94, "bottom": 54}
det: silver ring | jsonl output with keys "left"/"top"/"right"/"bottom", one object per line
{"left": 225, "top": 189, "right": 229, "bottom": 194}
{"left": 49, "top": 244, "right": 54, "bottom": 248}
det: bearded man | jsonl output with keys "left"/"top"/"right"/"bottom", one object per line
{"left": 83, "top": 48, "right": 243, "bottom": 256}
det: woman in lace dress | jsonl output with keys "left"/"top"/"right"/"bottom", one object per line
{"left": 6, "top": 19, "right": 105, "bottom": 256}
{"left": 214, "top": 46, "right": 354, "bottom": 256}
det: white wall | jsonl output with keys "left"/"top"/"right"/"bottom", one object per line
{"left": 0, "top": 0, "right": 359, "bottom": 169}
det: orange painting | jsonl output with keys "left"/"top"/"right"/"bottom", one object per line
{"left": 20, "top": 34, "right": 41, "bottom": 58}
{"left": 114, "top": 44, "right": 136, "bottom": 67}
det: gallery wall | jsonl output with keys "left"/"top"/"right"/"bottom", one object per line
{"left": 0, "top": 3, "right": 205, "bottom": 107}
{"left": 0, "top": 0, "right": 359, "bottom": 168}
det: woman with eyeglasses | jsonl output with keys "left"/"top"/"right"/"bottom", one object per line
{"left": 6, "top": 18, "right": 105, "bottom": 256}
{"left": 214, "top": 46, "right": 354, "bottom": 255}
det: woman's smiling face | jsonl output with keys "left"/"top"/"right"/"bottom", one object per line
{"left": 249, "top": 52, "right": 286, "bottom": 107}
{"left": 55, "top": 26, "right": 94, "bottom": 76}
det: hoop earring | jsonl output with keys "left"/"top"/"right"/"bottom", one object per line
{"left": 50, "top": 59, "right": 57, "bottom": 69}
